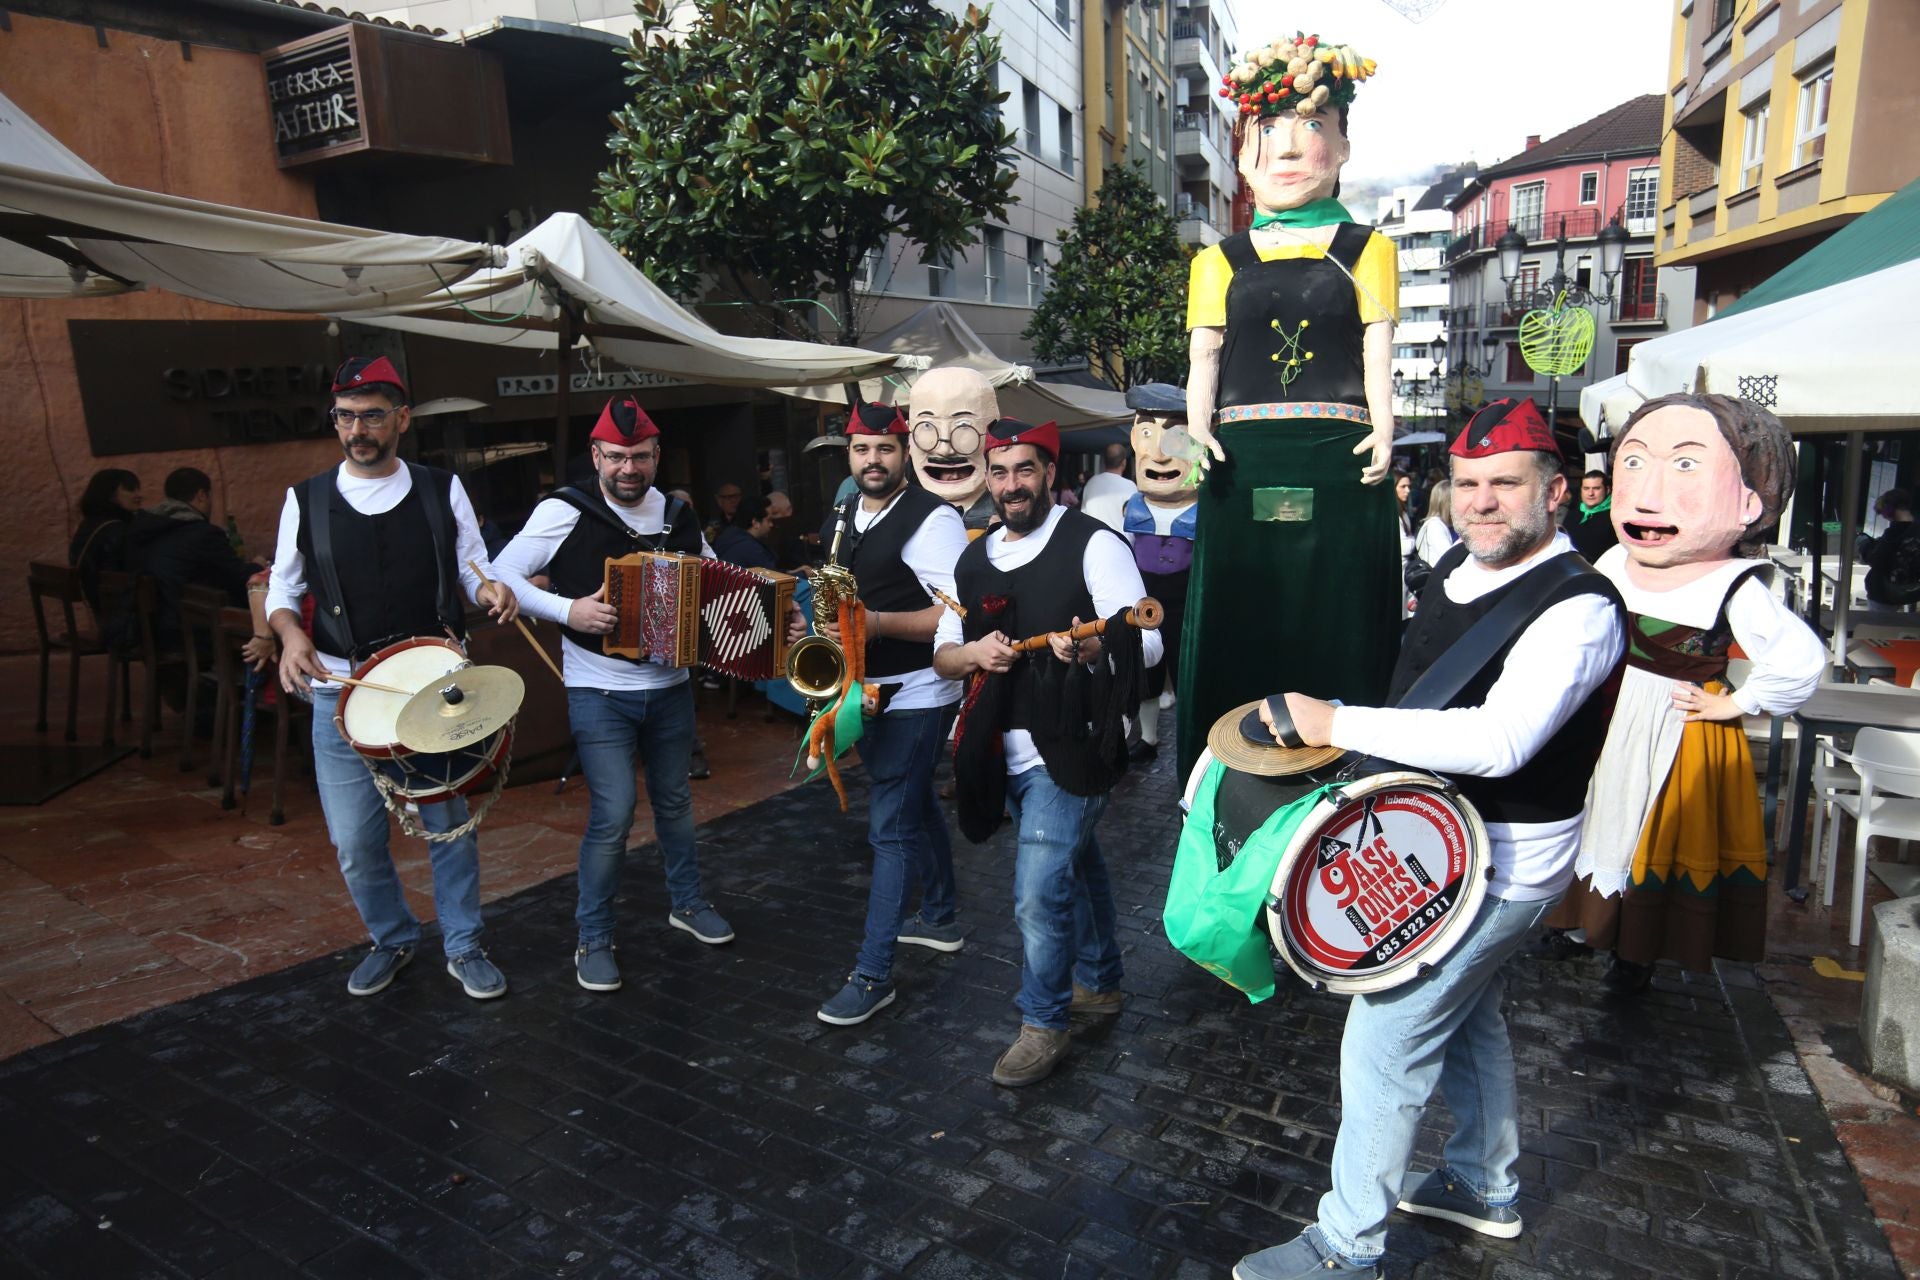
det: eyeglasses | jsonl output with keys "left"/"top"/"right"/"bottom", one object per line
{"left": 330, "top": 408, "right": 395, "bottom": 427}
{"left": 912, "top": 422, "right": 982, "bottom": 456}
{"left": 594, "top": 447, "right": 654, "bottom": 471}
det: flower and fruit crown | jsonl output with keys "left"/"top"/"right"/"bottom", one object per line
{"left": 1219, "top": 34, "right": 1376, "bottom": 118}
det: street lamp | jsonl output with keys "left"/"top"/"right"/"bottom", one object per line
{"left": 1496, "top": 213, "right": 1629, "bottom": 443}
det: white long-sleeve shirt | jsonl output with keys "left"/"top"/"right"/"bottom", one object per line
{"left": 265, "top": 463, "right": 493, "bottom": 677}
{"left": 490, "top": 489, "right": 714, "bottom": 692}
{"left": 849, "top": 491, "right": 967, "bottom": 711}
{"left": 1331, "top": 533, "right": 1627, "bottom": 900}
{"left": 935, "top": 504, "right": 1165, "bottom": 775}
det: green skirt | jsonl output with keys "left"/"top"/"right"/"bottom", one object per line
{"left": 1174, "top": 419, "right": 1401, "bottom": 781}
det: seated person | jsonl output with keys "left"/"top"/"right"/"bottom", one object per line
{"left": 127, "top": 467, "right": 257, "bottom": 650}
{"left": 711, "top": 494, "right": 779, "bottom": 570}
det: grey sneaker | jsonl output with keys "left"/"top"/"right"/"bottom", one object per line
{"left": 346, "top": 945, "right": 413, "bottom": 996}
{"left": 990, "top": 1024, "right": 1071, "bottom": 1087}
{"left": 576, "top": 942, "right": 622, "bottom": 992}
{"left": 446, "top": 951, "right": 507, "bottom": 1000}
{"left": 896, "top": 914, "right": 963, "bottom": 952}
{"left": 1233, "top": 1232, "right": 1380, "bottom": 1279}
{"left": 1395, "top": 1167, "right": 1523, "bottom": 1239}
{"left": 817, "top": 973, "right": 896, "bottom": 1026}
{"left": 668, "top": 903, "right": 735, "bottom": 945}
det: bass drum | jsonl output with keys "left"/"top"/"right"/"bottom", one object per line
{"left": 335, "top": 636, "right": 511, "bottom": 805}
{"left": 1264, "top": 769, "right": 1490, "bottom": 995}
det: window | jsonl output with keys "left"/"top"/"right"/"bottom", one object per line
{"left": 1615, "top": 338, "right": 1646, "bottom": 376}
{"left": 1617, "top": 257, "right": 1658, "bottom": 321}
{"left": 1504, "top": 342, "right": 1535, "bottom": 384}
{"left": 1579, "top": 171, "right": 1598, "bottom": 204}
{"left": 1053, "top": 0, "right": 1071, "bottom": 31}
{"left": 1740, "top": 103, "right": 1768, "bottom": 191}
{"left": 1058, "top": 104, "right": 1075, "bottom": 175}
{"left": 1796, "top": 62, "right": 1833, "bottom": 167}
{"left": 1624, "top": 166, "right": 1659, "bottom": 232}
{"left": 1021, "top": 78, "right": 1041, "bottom": 154}
{"left": 853, "top": 247, "right": 884, "bottom": 293}
{"left": 928, "top": 250, "right": 954, "bottom": 299}
{"left": 1711, "top": 0, "right": 1735, "bottom": 28}
{"left": 1509, "top": 182, "right": 1545, "bottom": 239}
{"left": 984, "top": 228, "right": 1008, "bottom": 304}
{"left": 1026, "top": 236, "right": 1048, "bottom": 305}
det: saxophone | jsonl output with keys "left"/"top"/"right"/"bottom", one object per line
{"left": 786, "top": 502, "right": 858, "bottom": 701}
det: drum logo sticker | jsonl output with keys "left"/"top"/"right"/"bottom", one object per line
{"left": 1282, "top": 787, "right": 1471, "bottom": 979}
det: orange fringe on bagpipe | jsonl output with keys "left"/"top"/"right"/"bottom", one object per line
{"left": 804, "top": 599, "right": 867, "bottom": 811}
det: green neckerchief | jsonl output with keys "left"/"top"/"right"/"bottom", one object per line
{"left": 1578, "top": 496, "right": 1612, "bottom": 524}
{"left": 1251, "top": 198, "right": 1354, "bottom": 230}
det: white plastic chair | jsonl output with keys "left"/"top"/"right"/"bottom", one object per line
{"left": 1821, "top": 727, "right": 1920, "bottom": 946}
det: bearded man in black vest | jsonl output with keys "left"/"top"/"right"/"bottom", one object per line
{"left": 933, "top": 419, "right": 1161, "bottom": 1087}
{"left": 268, "top": 357, "right": 520, "bottom": 1001}
{"left": 492, "top": 396, "right": 731, "bottom": 995}
{"left": 1231, "top": 398, "right": 1627, "bottom": 1280}
{"left": 789, "top": 402, "right": 972, "bottom": 1027}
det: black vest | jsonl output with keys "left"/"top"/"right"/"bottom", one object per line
{"left": 1217, "top": 223, "right": 1372, "bottom": 409}
{"left": 955, "top": 508, "right": 1105, "bottom": 734}
{"left": 294, "top": 464, "right": 462, "bottom": 662}
{"left": 543, "top": 486, "right": 702, "bottom": 660}
{"left": 825, "top": 486, "right": 947, "bottom": 679}
{"left": 1388, "top": 543, "right": 1623, "bottom": 825}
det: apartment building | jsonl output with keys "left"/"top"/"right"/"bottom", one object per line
{"left": 1373, "top": 167, "right": 1473, "bottom": 430}
{"left": 1166, "top": 0, "right": 1243, "bottom": 249}
{"left": 1658, "top": 0, "right": 1920, "bottom": 318}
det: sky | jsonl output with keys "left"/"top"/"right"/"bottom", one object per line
{"left": 1231, "top": 0, "right": 1677, "bottom": 209}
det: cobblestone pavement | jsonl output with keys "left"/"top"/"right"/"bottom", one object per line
{"left": 0, "top": 751, "right": 1905, "bottom": 1279}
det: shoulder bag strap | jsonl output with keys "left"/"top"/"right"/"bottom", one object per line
{"left": 548, "top": 485, "right": 642, "bottom": 541}
{"left": 306, "top": 472, "right": 352, "bottom": 652}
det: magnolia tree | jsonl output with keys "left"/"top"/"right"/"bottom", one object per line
{"left": 1024, "top": 162, "right": 1189, "bottom": 389}
{"left": 595, "top": 0, "right": 1016, "bottom": 346}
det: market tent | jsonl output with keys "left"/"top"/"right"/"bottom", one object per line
{"left": 775, "top": 301, "right": 1130, "bottom": 428}
{"left": 0, "top": 89, "right": 502, "bottom": 307}
{"left": 349, "top": 212, "right": 921, "bottom": 389}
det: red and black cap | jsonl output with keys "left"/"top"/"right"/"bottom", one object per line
{"left": 847, "top": 401, "right": 908, "bottom": 436}
{"left": 1451, "top": 398, "right": 1560, "bottom": 461}
{"left": 332, "top": 356, "right": 407, "bottom": 399}
{"left": 590, "top": 396, "right": 660, "bottom": 447}
{"left": 984, "top": 417, "right": 1061, "bottom": 463}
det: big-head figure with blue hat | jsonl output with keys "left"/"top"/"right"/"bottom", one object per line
{"left": 1120, "top": 382, "right": 1198, "bottom": 763}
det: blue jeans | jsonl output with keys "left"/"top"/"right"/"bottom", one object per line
{"left": 1006, "top": 766, "right": 1124, "bottom": 1030}
{"left": 569, "top": 682, "right": 703, "bottom": 942}
{"left": 1315, "top": 892, "right": 1561, "bottom": 1265}
{"left": 851, "top": 703, "right": 957, "bottom": 981}
{"left": 310, "top": 685, "right": 484, "bottom": 959}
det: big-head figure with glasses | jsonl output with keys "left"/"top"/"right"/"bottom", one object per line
{"left": 907, "top": 366, "right": 998, "bottom": 535}
{"left": 263, "top": 356, "right": 520, "bottom": 1003}
{"left": 490, "top": 396, "right": 735, "bottom": 996}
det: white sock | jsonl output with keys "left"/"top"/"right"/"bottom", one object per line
{"left": 1138, "top": 698, "right": 1160, "bottom": 745}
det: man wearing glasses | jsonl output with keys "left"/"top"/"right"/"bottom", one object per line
{"left": 267, "top": 356, "right": 520, "bottom": 1001}
{"left": 491, "top": 396, "right": 733, "bottom": 995}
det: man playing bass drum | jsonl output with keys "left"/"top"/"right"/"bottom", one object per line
{"left": 1232, "top": 399, "right": 1626, "bottom": 1280}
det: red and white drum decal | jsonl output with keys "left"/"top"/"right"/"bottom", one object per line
{"left": 1266, "top": 771, "right": 1488, "bottom": 994}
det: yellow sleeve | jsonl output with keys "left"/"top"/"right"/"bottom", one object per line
{"left": 1353, "top": 230, "right": 1399, "bottom": 326}
{"left": 1185, "top": 245, "right": 1231, "bottom": 330}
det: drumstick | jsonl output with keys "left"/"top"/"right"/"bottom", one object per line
{"left": 926, "top": 585, "right": 967, "bottom": 618}
{"left": 468, "top": 558, "right": 565, "bottom": 683}
{"left": 1007, "top": 597, "right": 1165, "bottom": 654}
{"left": 314, "top": 674, "right": 415, "bottom": 696}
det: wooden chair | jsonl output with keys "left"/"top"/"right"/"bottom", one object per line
{"left": 27, "top": 561, "right": 106, "bottom": 743}
{"left": 210, "top": 609, "right": 307, "bottom": 822}
{"left": 176, "top": 585, "right": 232, "bottom": 778}
{"left": 95, "top": 570, "right": 176, "bottom": 758}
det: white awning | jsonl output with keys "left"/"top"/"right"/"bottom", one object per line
{"left": 349, "top": 213, "right": 923, "bottom": 389}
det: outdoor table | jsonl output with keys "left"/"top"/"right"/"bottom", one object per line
{"left": 1845, "top": 643, "right": 1896, "bottom": 683}
{"left": 1766, "top": 682, "right": 1920, "bottom": 898}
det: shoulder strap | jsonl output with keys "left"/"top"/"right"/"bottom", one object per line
{"left": 306, "top": 472, "right": 352, "bottom": 650}
{"left": 1395, "top": 552, "right": 1620, "bottom": 711}
{"left": 408, "top": 463, "right": 459, "bottom": 630}
{"left": 1219, "top": 232, "right": 1261, "bottom": 275}
{"left": 1327, "top": 221, "right": 1374, "bottom": 272}
{"left": 548, "top": 485, "right": 643, "bottom": 541}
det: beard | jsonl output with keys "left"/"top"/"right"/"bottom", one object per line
{"left": 856, "top": 462, "right": 902, "bottom": 498}
{"left": 1460, "top": 498, "right": 1553, "bottom": 566}
{"left": 343, "top": 434, "right": 393, "bottom": 466}
{"left": 602, "top": 472, "right": 651, "bottom": 505}
{"left": 993, "top": 481, "right": 1052, "bottom": 534}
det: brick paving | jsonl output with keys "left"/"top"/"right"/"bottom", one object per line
{"left": 0, "top": 744, "right": 1907, "bottom": 1280}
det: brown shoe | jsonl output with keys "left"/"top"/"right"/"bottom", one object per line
{"left": 991, "top": 1024, "right": 1071, "bottom": 1087}
{"left": 1070, "top": 982, "right": 1123, "bottom": 1017}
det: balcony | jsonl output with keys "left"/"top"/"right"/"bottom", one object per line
{"left": 1178, "top": 209, "right": 1224, "bottom": 249}
{"left": 1173, "top": 108, "right": 1226, "bottom": 176}
{"left": 1442, "top": 208, "right": 1608, "bottom": 266}
{"left": 1172, "top": 21, "right": 1221, "bottom": 82}
{"left": 1610, "top": 294, "right": 1668, "bottom": 328}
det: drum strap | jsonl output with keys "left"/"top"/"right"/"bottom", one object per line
{"left": 406, "top": 463, "right": 461, "bottom": 637}
{"left": 1395, "top": 551, "right": 1602, "bottom": 711}
{"left": 306, "top": 472, "right": 352, "bottom": 652}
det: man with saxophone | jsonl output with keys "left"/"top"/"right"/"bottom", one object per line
{"left": 790, "top": 401, "right": 971, "bottom": 1026}
{"left": 492, "top": 396, "right": 731, "bottom": 994}
{"left": 934, "top": 418, "right": 1161, "bottom": 1086}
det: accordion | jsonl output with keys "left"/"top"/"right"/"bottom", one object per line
{"left": 602, "top": 552, "right": 700, "bottom": 666}
{"left": 697, "top": 561, "right": 796, "bottom": 681}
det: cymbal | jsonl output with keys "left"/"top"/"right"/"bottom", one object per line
{"left": 1206, "top": 699, "right": 1346, "bottom": 777}
{"left": 395, "top": 665, "right": 526, "bottom": 753}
